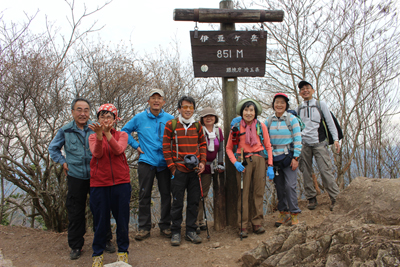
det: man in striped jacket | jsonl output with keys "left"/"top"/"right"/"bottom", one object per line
{"left": 162, "top": 95, "right": 207, "bottom": 246}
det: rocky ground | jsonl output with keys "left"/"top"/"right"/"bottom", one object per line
{"left": 0, "top": 196, "right": 333, "bottom": 267}
{"left": 1, "top": 177, "right": 398, "bottom": 267}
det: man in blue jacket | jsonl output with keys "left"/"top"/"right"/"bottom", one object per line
{"left": 49, "top": 98, "right": 115, "bottom": 260}
{"left": 122, "top": 89, "right": 174, "bottom": 241}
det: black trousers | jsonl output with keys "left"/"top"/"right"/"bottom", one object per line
{"left": 170, "top": 169, "right": 200, "bottom": 234}
{"left": 138, "top": 163, "right": 172, "bottom": 231}
{"left": 66, "top": 176, "right": 112, "bottom": 250}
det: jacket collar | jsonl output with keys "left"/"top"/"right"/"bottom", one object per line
{"left": 71, "top": 120, "right": 93, "bottom": 132}
{"left": 146, "top": 107, "right": 164, "bottom": 118}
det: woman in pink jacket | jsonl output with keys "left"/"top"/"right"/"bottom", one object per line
{"left": 88, "top": 104, "right": 131, "bottom": 267}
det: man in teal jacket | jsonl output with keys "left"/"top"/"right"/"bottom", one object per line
{"left": 122, "top": 89, "right": 174, "bottom": 241}
{"left": 49, "top": 98, "right": 115, "bottom": 260}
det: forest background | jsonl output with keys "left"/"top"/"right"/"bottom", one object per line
{"left": 0, "top": 0, "right": 400, "bottom": 232}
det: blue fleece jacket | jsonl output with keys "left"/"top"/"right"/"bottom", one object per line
{"left": 121, "top": 108, "right": 174, "bottom": 167}
{"left": 48, "top": 120, "right": 94, "bottom": 179}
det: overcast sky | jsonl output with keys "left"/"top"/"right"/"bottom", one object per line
{"left": 0, "top": 0, "right": 234, "bottom": 59}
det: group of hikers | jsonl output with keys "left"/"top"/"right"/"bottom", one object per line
{"left": 48, "top": 81, "right": 341, "bottom": 267}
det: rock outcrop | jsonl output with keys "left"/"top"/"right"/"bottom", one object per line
{"left": 241, "top": 177, "right": 400, "bottom": 266}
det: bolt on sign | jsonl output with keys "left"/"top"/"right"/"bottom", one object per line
{"left": 190, "top": 31, "right": 266, "bottom": 78}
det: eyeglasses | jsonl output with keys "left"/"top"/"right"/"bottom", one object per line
{"left": 74, "top": 108, "right": 90, "bottom": 114}
{"left": 181, "top": 105, "right": 194, "bottom": 110}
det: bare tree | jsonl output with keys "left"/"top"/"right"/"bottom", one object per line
{"left": 236, "top": 0, "right": 400, "bottom": 195}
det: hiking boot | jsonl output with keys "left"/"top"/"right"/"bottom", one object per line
{"left": 104, "top": 240, "right": 116, "bottom": 253}
{"left": 330, "top": 199, "right": 336, "bottom": 211}
{"left": 117, "top": 252, "right": 128, "bottom": 263}
{"left": 70, "top": 249, "right": 81, "bottom": 260}
{"left": 307, "top": 197, "right": 318, "bottom": 210}
{"left": 134, "top": 229, "right": 150, "bottom": 241}
{"left": 185, "top": 231, "right": 202, "bottom": 244}
{"left": 196, "top": 227, "right": 201, "bottom": 235}
{"left": 253, "top": 225, "right": 265, "bottom": 234}
{"left": 171, "top": 233, "right": 181, "bottom": 246}
{"left": 289, "top": 213, "right": 299, "bottom": 226}
{"left": 160, "top": 228, "right": 172, "bottom": 238}
{"left": 275, "top": 211, "right": 290, "bottom": 227}
{"left": 92, "top": 254, "right": 103, "bottom": 267}
{"left": 239, "top": 228, "right": 248, "bottom": 238}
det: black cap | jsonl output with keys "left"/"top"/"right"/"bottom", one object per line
{"left": 298, "top": 81, "right": 313, "bottom": 89}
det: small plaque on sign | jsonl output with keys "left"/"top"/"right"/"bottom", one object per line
{"left": 190, "top": 31, "right": 267, "bottom": 78}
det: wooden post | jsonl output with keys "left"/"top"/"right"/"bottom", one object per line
{"left": 219, "top": 0, "right": 238, "bottom": 228}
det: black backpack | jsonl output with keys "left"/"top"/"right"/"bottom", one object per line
{"left": 297, "top": 100, "right": 343, "bottom": 145}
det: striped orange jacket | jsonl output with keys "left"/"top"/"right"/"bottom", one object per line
{"left": 163, "top": 119, "right": 207, "bottom": 174}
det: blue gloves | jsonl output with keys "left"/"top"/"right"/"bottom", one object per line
{"left": 267, "top": 166, "right": 275, "bottom": 180}
{"left": 234, "top": 161, "right": 245, "bottom": 172}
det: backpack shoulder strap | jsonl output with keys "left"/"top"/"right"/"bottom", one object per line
{"left": 215, "top": 126, "right": 220, "bottom": 141}
{"left": 316, "top": 100, "right": 325, "bottom": 121}
{"left": 171, "top": 119, "right": 177, "bottom": 133}
{"left": 194, "top": 122, "right": 200, "bottom": 133}
{"left": 266, "top": 116, "right": 273, "bottom": 132}
{"left": 285, "top": 114, "right": 293, "bottom": 135}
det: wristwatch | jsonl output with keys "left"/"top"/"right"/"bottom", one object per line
{"left": 293, "top": 157, "right": 299, "bottom": 161}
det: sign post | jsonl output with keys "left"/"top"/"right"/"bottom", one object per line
{"left": 173, "top": 0, "right": 284, "bottom": 230}
{"left": 190, "top": 31, "right": 267, "bottom": 78}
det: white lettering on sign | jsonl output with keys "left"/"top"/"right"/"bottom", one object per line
{"left": 217, "top": 35, "right": 226, "bottom": 42}
{"left": 217, "top": 50, "right": 244, "bottom": 59}
{"left": 226, "top": 67, "right": 260, "bottom": 73}
{"left": 251, "top": 34, "right": 259, "bottom": 42}
{"left": 234, "top": 35, "right": 241, "bottom": 42}
{"left": 200, "top": 35, "right": 209, "bottom": 42}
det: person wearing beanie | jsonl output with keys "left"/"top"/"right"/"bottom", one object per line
{"left": 265, "top": 93, "right": 302, "bottom": 227}
{"left": 226, "top": 98, "right": 273, "bottom": 238}
{"left": 196, "top": 107, "right": 224, "bottom": 233}
{"left": 88, "top": 104, "right": 131, "bottom": 266}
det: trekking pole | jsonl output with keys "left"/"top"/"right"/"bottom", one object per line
{"left": 240, "top": 148, "right": 244, "bottom": 241}
{"left": 198, "top": 172, "right": 211, "bottom": 240}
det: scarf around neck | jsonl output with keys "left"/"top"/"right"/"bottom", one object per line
{"left": 204, "top": 125, "right": 217, "bottom": 152}
{"left": 178, "top": 114, "right": 195, "bottom": 135}
{"left": 240, "top": 119, "right": 258, "bottom": 147}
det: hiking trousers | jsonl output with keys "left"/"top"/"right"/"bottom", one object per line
{"left": 274, "top": 165, "right": 301, "bottom": 213}
{"left": 66, "top": 176, "right": 90, "bottom": 250}
{"left": 90, "top": 183, "right": 131, "bottom": 257}
{"left": 300, "top": 142, "right": 340, "bottom": 200}
{"left": 236, "top": 155, "right": 266, "bottom": 229}
{"left": 137, "top": 163, "right": 172, "bottom": 231}
{"left": 170, "top": 169, "right": 200, "bottom": 234}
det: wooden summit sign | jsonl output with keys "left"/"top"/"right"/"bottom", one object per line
{"left": 190, "top": 31, "right": 266, "bottom": 78}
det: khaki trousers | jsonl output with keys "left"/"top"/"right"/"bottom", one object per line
{"left": 236, "top": 155, "right": 266, "bottom": 229}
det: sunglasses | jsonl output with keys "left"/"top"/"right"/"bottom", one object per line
{"left": 181, "top": 105, "right": 194, "bottom": 110}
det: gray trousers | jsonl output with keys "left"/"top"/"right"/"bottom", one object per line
{"left": 299, "top": 142, "right": 340, "bottom": 200}
{"left": 274, "top": 166, "right": 301, "bottom": 213}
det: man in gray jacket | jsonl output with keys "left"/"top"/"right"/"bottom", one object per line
{"left": 297, "top": 81, "right": 340, "bottom": 211}
{"left": 49, "top": 98, "right": 115, "bottom": 260}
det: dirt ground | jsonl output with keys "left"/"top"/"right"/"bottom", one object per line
{"left": 0, "top": 195, "right": 333, "bottom": 267}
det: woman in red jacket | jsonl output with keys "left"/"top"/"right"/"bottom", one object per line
{"left": 88, "top": 104, "right": 131, "bottom": 267}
